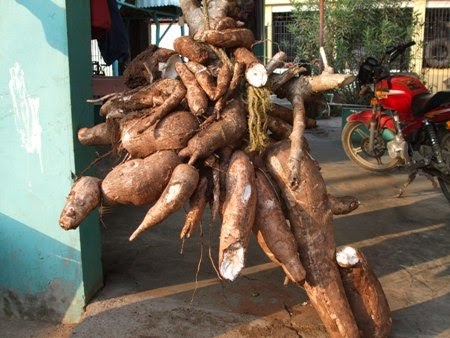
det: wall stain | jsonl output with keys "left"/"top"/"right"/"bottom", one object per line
{"left": 8, "top": 62, "right": 43, "bottom": 172}
{"left": 0, "top": 279, "right": 77, "bottom": 323}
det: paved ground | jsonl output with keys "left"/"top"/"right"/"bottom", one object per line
{"left": 1, "top": 116, "right": 449, "bottom": 337}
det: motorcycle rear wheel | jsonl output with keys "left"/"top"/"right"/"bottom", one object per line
{"left": 341, "top": 121, "right": 401, "bottom": 172}
{"left": 438, "top": 131, "right": 450, "bottom": 203}
{"left": 439, "top": 179, "right": 450, "bottom": 203}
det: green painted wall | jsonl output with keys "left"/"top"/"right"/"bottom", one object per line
{"left": 0, "top": 0, "right": 103, "bottom": 323}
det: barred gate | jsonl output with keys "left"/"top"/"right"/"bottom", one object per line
{"left": 422, "top": 7, "right": 450, "bottom": 91}
{"left": 271, "top": 7, "right": 450, "bottom": 92}
{"left": 272, "top": 12, "right": 297, "bottom": 62}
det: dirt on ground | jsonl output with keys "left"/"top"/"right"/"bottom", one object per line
{"left": 1, "top": 116, "right": 449, "bottom": 338}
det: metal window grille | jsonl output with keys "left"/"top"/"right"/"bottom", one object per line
{"left": 272, "top": 12, "right": 296, "bottom": 62}
{"left": 422, "top": 7, "right": 450, "bottom": 91}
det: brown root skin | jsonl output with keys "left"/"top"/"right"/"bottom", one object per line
{"left": 269, "top": 65, "right": 309, "bottom": 92}
{"left": 206, "top": 0, "right": 241, "bottom": 22}
{"left": 99, "top": 85, "right": 155, "bottom": 117}
{"left": 129, "top": 163, "right": 200, "bottom": 241}
{"left": 288, "top": 96, "right": 306, "bottom": 190}
{"left": 195, "top": 28, "right": 255, "bottom": 50}
{"left": 179, "top": 0, "right": 242, "bottom": 36}
{"left": 101, "top": 150, "right": 181, "bottom": 206}
{"left": 173, "top": 36, "right": 212, "bottom": 65}
{"left": 206, "top": 155, "right": 221, "bottom": 222}
{"left": 213, "top": 62, "right": 245, "bottom": 116}
{"left": 210, "top": 16, "right": 239, "bottom": 30}
{"left": 214, "top": 62, "right": 232, "bottom": 100}
{"left": 78, "top": 122, "right": 112, "bottom": 146}
{"left": 269, "top": 102, "right": 321, "bottom": 127}
{"left": 217, "top": 146, "right": 234, "bottom": 214}
{"left": 59, "top": 176, "right": 102, "bottom": 230}
{"left": 185, "top": 62, "right": 217, "bottom": 100}
{"left": 180, "top": 175, "right": 209, "bottom": 239}
{"left": 271, "top": 76, "right": 319, "bottom": 190}
{"left": 179, "top": 0, "right": 204, "bottom": 36}
{"left": 267, "top": 110, "right": 316, "bottom": 141}
{"left": 336, "top": 246, "right": 392, "bottom": 338}
{"left": 219, "top": 150, "right": 257, "bottom": 281}
{"left": 253, "top": 170, "right": 306, "bottom": 284}
{"left": 308, "top": 73, "right": 356, "bottom": 92}
{"left": 120, "top": 110, "right": 199, "bottom": 159}
{"left": 265, "top": 139, "right": 360, "bottom": 338}
{"left": 178, "top": 99, "right": 247, "bottom": 165}
{"left": 265, "top": 51, "right": 288, "bottom": 75}
{"left": 99, "top": 79, "right": 186, "bottom": 121}
{"left": 175, "top": 62, "right": 209, "bottom": 116}
{"left": 269, "top": 103, "right": 294, "bottom": 124}
{"left": 137, "top": 79, "right": 187, "bottom": 130}
{"left": 328, "top": 194, "right": 360, "bottom": 215}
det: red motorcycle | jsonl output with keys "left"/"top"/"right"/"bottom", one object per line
{"left": 341, "top": 41, "right": 450, "bottom": 201}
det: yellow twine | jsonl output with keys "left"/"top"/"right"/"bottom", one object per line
{"left": 246, "top": 85, "right": 272, "bottom": 152}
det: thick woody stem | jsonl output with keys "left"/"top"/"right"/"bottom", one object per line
{"left": 269, "top": 65, "right": 308, "bottom": 92}
{"left": 288, "top": 95, "right": 306, "bottom": 190}
{"left": 179, "top": 0, "right": 204, "bottom": 36}
{"left": 265, "top": 140, "right": 360, "bottom": 338}
{"left": 265, "top": 50, "right": 288, "bottom": 75}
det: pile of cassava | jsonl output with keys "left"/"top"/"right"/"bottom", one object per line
{"left": 59, "top": 1, "right": 392, "bottom": 337}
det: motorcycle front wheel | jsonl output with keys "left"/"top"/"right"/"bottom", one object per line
{"left": 341, "top": 121, "right": 401, "bottom": 172}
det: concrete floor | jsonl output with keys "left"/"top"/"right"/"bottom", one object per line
{"left": 1, "top": 116, "right": 449, "bottom": 337}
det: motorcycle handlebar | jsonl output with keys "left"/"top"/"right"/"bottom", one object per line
{"left": 384, "top": 41, "right": 416, "bottom": 65}
{"left": 385, "top": 41, "right": 416, "bottom": 55}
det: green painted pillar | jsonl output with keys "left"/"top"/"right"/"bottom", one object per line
{"left": 0, "top": 0, "right": 103, "bottom": 323}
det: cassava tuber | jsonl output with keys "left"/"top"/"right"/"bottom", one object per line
{"left": 129, "top": 163, "right": 199, "bottom": 241}
{"left": 101, "top": 150, "right": 181, "bottom": 206}
{"left": 59, "top": 176, "right": 102, "bottom": 230}
{"left": 219, "top": 150, "right": 257, "bottom": 281}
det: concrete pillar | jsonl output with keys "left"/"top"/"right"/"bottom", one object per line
{"left": 0, "top": 0, "right": 103, "bottom": 323}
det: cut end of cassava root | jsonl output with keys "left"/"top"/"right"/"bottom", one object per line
{"left": 220, "top": 242, "right": 245, "bottom": 281}
{"left": 336, "top": 246, "right": 360, "bottom": 268}
{"left": 246, "top": 63, "right": 268, "bottom": 88}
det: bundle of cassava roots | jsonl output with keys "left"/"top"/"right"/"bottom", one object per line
{"left": 59, "top": 1, "right": 392, "bottom": 337}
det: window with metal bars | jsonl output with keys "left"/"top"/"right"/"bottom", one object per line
{"left": 272, "top": 12, "right": 296, "bottom": 62}
{"left": 423, "top": 8, "right": 449, "bottom": 73}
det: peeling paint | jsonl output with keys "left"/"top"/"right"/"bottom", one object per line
{"left": 9, "top": 62, "right": 43, "bottom": 172}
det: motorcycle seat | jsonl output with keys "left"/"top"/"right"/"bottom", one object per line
{"left": 412, "top": 91, "right": 450, "bottom": 116}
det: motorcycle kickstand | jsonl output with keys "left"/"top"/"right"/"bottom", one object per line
{"left": 420, "top": 171, "right": 439, "bottom": 189}
{"left": 396, "top": 170, "right": 418, "bottom": 198}
{"left": 396, "top": 169, "right": 439, "bottom": 198}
